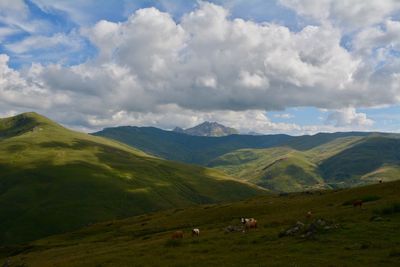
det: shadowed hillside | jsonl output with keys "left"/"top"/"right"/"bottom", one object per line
{"left": 94, "top": 126, "right": 374, "bottom": 165}
{"left": 0, "top": 113, "right": 264, "bottom": 245}
{"left": 2, "top": 180, "right": 399, "bottom": 266}
{"left": 93, "top": 126, "right": 293, "bottom": 164}
{"left": 319, "top": 137, "right": 400, "bottom": 182}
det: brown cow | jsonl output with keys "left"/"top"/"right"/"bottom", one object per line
{"left": 171, "top": 230, "right": 184, "bottom": 239}
{"left": 353, "top": 200, "right": 363, "bottom": 208}
{"left": 241, "top": 218, "right": 257, "bottom": 232}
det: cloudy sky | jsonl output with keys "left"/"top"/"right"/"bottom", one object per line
{"left": 1, "top": 0, "right": 400, "bottom": 135}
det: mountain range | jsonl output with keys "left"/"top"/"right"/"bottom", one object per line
{"left": 173, "top": 121, "right": 239, "bottom": 137}
{"left": 2, "top": 112, "right": 400, "bottom": 246}
{"left": 0, "top": 113, "right": 263, "bottom": 245}
{"left": 94, "top": 126, "right": 400, "bottom": 192}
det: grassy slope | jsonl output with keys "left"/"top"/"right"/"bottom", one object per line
{"left": 0, "top": 113, "right": 264, "bottom": 245}
{"left": 94, "top": 128, "right": 378, "bottom": 166}
{"left": 319, "top": 137, "right": 400, "bottom": 183}
{"left": 2, "top": 180, "right": 400, "bottom": 266}
{"left": 210, "top": 136, "right": 400, "bottom": 191}
{"left": 93, "top": 126, "right": 295, "bottom": 165}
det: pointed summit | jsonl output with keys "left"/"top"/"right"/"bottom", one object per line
{"left": 174, "top": 121, "right": 239, "bottom": 137}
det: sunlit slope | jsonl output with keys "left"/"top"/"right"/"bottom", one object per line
{"left": 209, "top": 147, "right": 325, "bottom": 192}
{"left": 3, "top": 180, "right": 400, "bottom": 266}
{"left": 0, "top": 113, "right": 264, "bottom": 245}
{"left": 210, "top": 136, "right": 400, "bottom": 191}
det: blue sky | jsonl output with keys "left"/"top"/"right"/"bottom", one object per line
{"left": 1, "top": 0, "right": 400, "bottom": 134}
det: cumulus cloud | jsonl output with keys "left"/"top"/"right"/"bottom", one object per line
{"left": 0, "top": 2, "right": 399, "bottom": 134}
{"left": 279, "top": 0, "right": 400, "bottom": 30}
{"left": 326, "top": 107, "right": 374, "bottom": 128}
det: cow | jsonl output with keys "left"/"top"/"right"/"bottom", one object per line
{"left": 171, "top": 230, "right": 184, "bottom": 239}
{"left": 353, "top": 200, "right": 363, "bottom": 208}
{"left": 241, "top": 217, "right": 257, "bottom": 232}
{"left": 306, "top": 211, "right": 313, "bottom": 219}
{"left": 192, "top": 228, "right": 200, "bottom": 237}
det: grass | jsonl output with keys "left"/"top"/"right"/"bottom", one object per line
{"left": 0, "top": 113, "right": 264, "bottom": 245}
{"left": 1, "top": 180, "right": 400, "bottom": 266}
{"left": 342, "top": 195, "right": 382, "bottom": 206}
{"left": 375, "top": 203, "right": 400, "bottom": 215}
{"left": 210, "top": 136, "right": 400, "bottom": 192}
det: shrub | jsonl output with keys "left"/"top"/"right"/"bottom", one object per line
{"left": 375, "top": 203, "right": 400, "bottom": 215}
{"left": 342, "top": 195, "right": 381, "bottom": 206}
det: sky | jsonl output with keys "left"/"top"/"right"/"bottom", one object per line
{"left": 1, "top": 0, "right": 400, "bottom": 135}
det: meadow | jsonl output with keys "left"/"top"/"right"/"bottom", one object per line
{"left": 2, "top": 180, "right": 400, "bottom": 266}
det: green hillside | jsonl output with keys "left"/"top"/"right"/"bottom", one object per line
{"left": 93, "top": 126, "right": 293, "bottom": 164}
{"left": 319, "top": 137, "right": 400, "bottom": 182}
{"left": 209, "top": 147, "right": 324, "bottom": 192}
{"left": 0, "top": 113, "right": 264, "bottom": 245}
{"left": 210, "top": 136, "right": 400, "bottom": 191}
{"left": 2, "top": 180, "right": 400, "bottom": 266}
{"left": 93, "top": 126, "right": 373, "bottom": 165}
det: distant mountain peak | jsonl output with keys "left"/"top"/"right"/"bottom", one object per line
{"left": 173, "top": 121, "right": 239, "bottom": 137}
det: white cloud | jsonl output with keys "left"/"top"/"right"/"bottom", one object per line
{"left": 0, "top": 0, "right": 51, "bottom": 35}
{"left": 279, "top": 0, "right": 400, "bottom": 31}
{"left": 326, "top": 107, "right": 374, "bottom": 128}
{"left": 5, "top": 31, "right": 83, "bottom": 54}
{"left": 274, "top": 113, "right": 294, "bottom": 119}
{"left": 0, "top": 2, "right": 399, "bottom": 134}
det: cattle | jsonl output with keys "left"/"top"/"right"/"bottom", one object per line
{"left": 192, "top": 228, "right": 200, "bottom": 237}
{"left": 306, "top": 211, "right": 313, "bottom": 219}
{"left": 241, "top": 217, "right": 257, "bottom": 232}
{"left": 353, "top": 200, "right": 363, "bottom": 208}
{"left": 241, "top": 217, "right": 255, "bottom": 224}
{"left": 171, "top": 230, "right": 184, "bottom": 239}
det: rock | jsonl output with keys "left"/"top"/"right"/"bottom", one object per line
{"left": 370, "top": 215, "right": 384, "bottom": 222}
{"left": 224, "top": 225, "right": 243, "bottom": 233}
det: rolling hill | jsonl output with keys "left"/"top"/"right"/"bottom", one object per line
{"left": 94, "top": 125, "right": 400, "bottom": 191}
{"left": 0, "top": 112, "right": 264, "bottom": 245}
{"left": 2, "top": 180, "right": 400, "bottom": 266}
{"left": 93, "top": 126, "right": 373, "bottom": 165}
{"left": 210, "top": 135, "right": 400, "bottom": 191}
{"left": 93, "top": 126, "right": 293, "bottom": 164}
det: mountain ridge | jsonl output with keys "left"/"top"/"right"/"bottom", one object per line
{"left": 173, "top": 121, "right": 239, "bottom": 137}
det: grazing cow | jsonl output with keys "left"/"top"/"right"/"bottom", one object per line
{"left": 171, "top": 230, "right": 184, "bottom": 239}
{"left": 379, "top": 179, "right": 383, "bottom": 184}
{"left": 241, "top": 217, "right": 255, "bottom": 224}
{"left": 306, "top": 211, "right": 313, "bottom": 219}
{"left": 192, "top": 228, "right": 200, "bottom": 237}
{"left": 241, "top": 217, "right": 257, "bottom": 232}
{"left": 353, "top": 200, "right": 363, "bottom": 208}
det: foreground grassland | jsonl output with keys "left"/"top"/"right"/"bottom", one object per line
{"left": 0, "top": 113, "right": 263, "bottom": 245}
{"left": 2, "top": 181, "right": 400, "bottom": 267}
